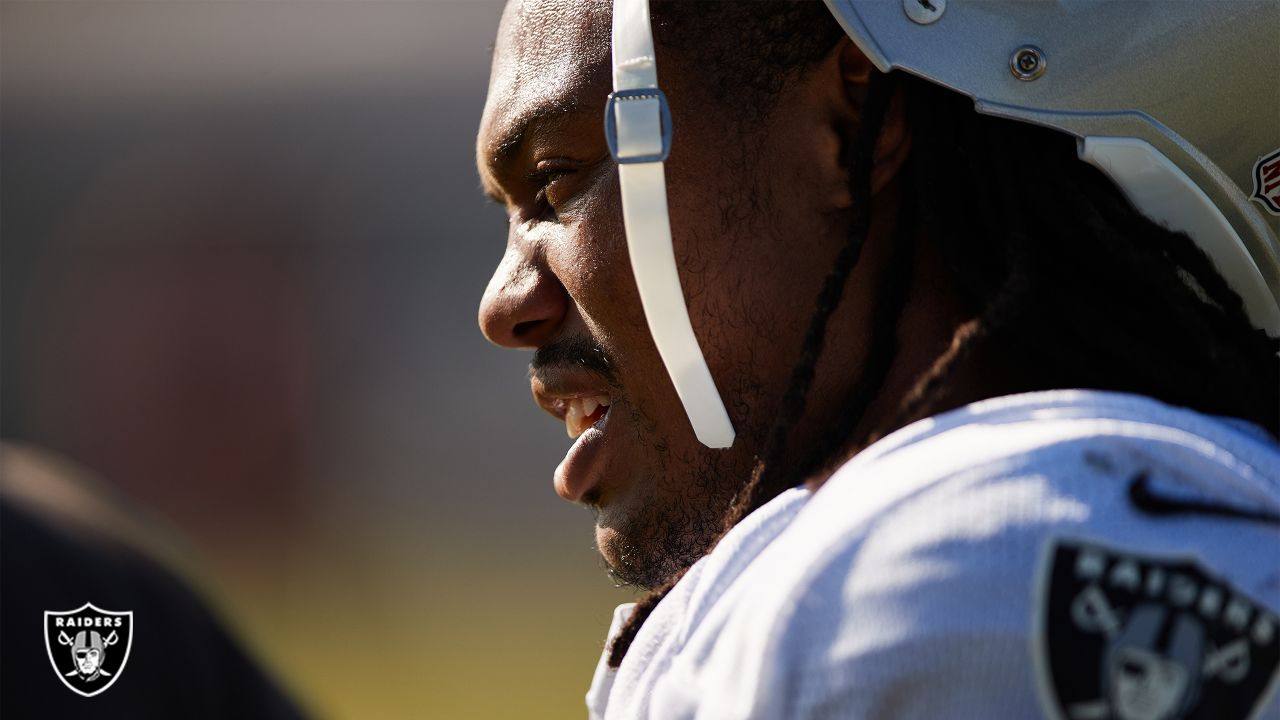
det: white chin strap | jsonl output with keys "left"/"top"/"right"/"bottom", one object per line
{"left": 608, "top": 0, "right": 735, "bottom": 448}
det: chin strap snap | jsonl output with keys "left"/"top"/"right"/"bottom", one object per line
{"left": 608, "top": 0, "right": 735, "bottom": 448}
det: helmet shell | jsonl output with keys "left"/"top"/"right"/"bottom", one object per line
{"left": 824, "top": 0, "right": 1280, "bottom": 332}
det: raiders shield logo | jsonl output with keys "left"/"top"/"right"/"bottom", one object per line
{"left": 44, "top": 602, "right": 133, "bottom": 697}
{"left": 1252, "top": 148, "right": 1280, "bottom": 216}
{"left": 1034, "top": 539, "right": 1280, "bottom": 720}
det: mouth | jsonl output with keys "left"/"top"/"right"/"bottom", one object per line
{"left": 551, "top": 394, "right": 612, "bottom": 439}
{"left": 531, "top": 371, "right": 616, "bottom": 504}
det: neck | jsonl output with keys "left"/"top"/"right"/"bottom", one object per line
{"left": 801, "top": 203, "right": 1022, "bottom": 492}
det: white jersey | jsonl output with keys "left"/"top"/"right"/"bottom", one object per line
{"left": 587, "top": 391, "right": 1280, "bottom": 720}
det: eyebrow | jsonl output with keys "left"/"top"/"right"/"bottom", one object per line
{"left": 482, "top": 97, "right": 583, "bottom": 201}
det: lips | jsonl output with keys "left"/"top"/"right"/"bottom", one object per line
{"left": 531, "top": 370, "right": 616, "bottom": 502}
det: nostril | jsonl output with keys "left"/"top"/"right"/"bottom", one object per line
{"left": 479, "top": 256, "right": 568, "bottom": 349}
{"left": 513, "top": 319, "right": 545, "bottom": 339}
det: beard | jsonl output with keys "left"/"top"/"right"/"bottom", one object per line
{"left": 595, "top": 500, "right": 726, "bottom": 590}
{"left": 590, "top": 414, "right": 756, "bottom": 590}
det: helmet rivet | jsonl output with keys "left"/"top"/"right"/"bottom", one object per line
{"left": 1010, "top": 45, "right": 1047, "bottom": 81}
{"left": 904, "top": 0, "right": 945, "bottom": 25}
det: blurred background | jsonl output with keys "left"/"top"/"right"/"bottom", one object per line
{"left": 1, "top": 1, "right": 633, "bottom": 717}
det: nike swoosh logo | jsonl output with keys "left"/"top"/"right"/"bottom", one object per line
{"left": 1128, "top": 472, "right": 1280, "bottom": 526}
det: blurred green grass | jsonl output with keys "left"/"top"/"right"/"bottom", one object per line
{"left": 214, "top": 528, "right": 634, "bottom": 719}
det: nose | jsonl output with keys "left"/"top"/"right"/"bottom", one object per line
{"left": 478, "top": 240, "right": 568, "bottom": 349}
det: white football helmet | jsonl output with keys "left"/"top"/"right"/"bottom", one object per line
{"left": 824, "top": 0, "right": 1280, "bottom": 335}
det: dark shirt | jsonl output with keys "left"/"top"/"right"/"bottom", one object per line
{"left": 2, "top": 499, "right": 306, "bottom": 719}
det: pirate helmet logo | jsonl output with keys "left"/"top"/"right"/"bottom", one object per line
{"left": 1104, "top": 604, "right": 1204, "bottom": 720}
{"left": 1035, "top": 539, "right": 1280, "bottom": 720}
{"left": 44, "top": 603, "right": 133, "bottom": 697}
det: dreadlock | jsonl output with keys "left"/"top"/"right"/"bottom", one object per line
{"left": 606, "top": 1, "right": 1279, "bottom": 669}
{"left": 893, "top": 78, "right": 1278, "bottom": 434}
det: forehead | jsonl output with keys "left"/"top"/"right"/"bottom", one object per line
{"left": 478, "top": 0, "right": 611, "bottom": 163}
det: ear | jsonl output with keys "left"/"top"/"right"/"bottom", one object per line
{"left": 777, "top": 36, "right": 911, "bottom": 212}
{"left": 827, "top": 37, "right": 912, "bottom": 207}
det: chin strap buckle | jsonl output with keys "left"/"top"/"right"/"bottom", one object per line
{"left": 605, "top": 88, "right": 673, "bottom": 165}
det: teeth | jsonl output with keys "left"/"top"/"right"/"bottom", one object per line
{"left": 565, "top": 401, "right": 585, "bottom": 439}
{"left": 565, "top": 395, "right": 612, "bottom": 439}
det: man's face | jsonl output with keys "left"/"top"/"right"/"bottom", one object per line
{"left": 1110, "top": 647, "right": 1189, "bottom": 720}
{"left": 76, "top": 648, "right": 101, "bottom": 675}
{"left": 477, "top": 0, "right": 886, "bottom": 588}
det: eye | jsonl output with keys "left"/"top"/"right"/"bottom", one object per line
{"left": 527, "top": 159, "right": 580, "bottom": 217}
{"left": 529, "top": 168, "right": 569, "bottom": 200}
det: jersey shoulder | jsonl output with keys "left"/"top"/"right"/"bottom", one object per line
{"left": 653, "top": 391, "right": 1280, "bottom": 720}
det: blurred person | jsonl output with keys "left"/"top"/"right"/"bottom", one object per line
{"left": 1, "top": 442, "right": 307, "bottom": 718}
{"left": 3, "top": 140, "right": 314, "bottom": 716}
{"left": 475, "top": 1, "right": 1280, "bottom": 718}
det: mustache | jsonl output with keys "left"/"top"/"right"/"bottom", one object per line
{"left": 530, "top": 335, "right": 618, "bottom": 386}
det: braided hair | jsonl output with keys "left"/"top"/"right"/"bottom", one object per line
{"left": 606, "top": 1, "right": 1280, "bottom": 668}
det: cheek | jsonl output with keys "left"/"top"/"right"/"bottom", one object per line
{"left": 546, "top": 173, "right": 628, "bottom": 310}
{"left": 662, "top": 144, "right": 842, "bottom": 405}
{"left": 548, "top": 141, "right": 841, "bottom": 448}
{"left": 545, "top": 173, "right": 664, "bottom": 385}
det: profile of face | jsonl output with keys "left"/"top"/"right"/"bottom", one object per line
{"left": 477, "top": 0, "right": 913, "bottom": 588}
{"left": 75, "top": 647, "right": 102, "bottom": 676}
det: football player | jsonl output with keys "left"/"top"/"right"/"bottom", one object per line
{"left": 475, "top": 1, "right": 1280, "bottom": 717}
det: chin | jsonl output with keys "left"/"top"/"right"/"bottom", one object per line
{"left": 594, "top": 508, "right": 719, "bottom": 591}
{"left": 593, "top": 524, "right": 664, "bottom": 590}
{"left": 595, "top": 524, "right": 646, "bottom": 589}
{"left": 590, "top": 438, "right": 759, "bottom": 590}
